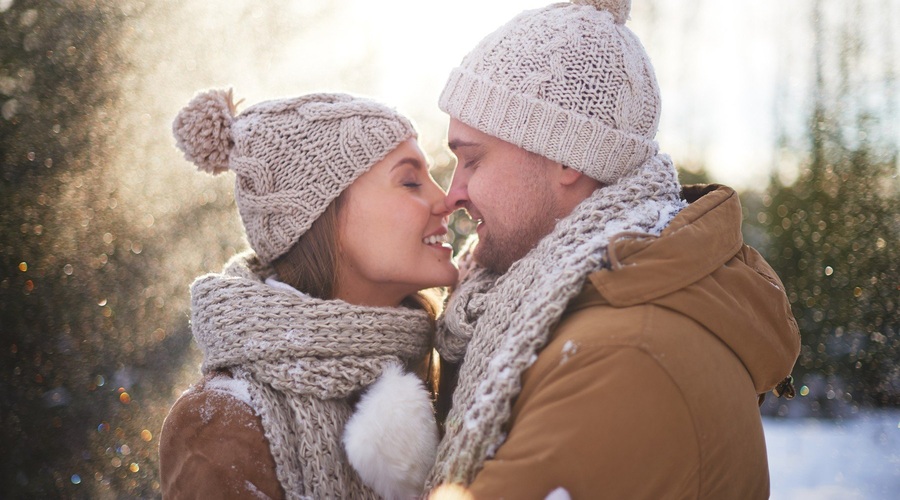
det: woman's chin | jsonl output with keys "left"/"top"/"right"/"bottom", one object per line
{"left": 439, "top": 263, "right": 461, "bottom": 287}
{"left": 419, "top": 265, "right": 460, "bottom": 291}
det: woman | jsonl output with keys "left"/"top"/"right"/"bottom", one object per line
{"left": 159, "top": 89, "right": 458, "bottom": 499}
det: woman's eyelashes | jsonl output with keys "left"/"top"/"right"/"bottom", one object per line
{"left": 401, "top": 173, "right": 423, "bottom": 188}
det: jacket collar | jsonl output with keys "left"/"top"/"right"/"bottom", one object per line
{"left": 589, "top": 184, "right": 741, "bottom": 306}
{"left": 566, "top": 184, "right": 799, "bottom": 394}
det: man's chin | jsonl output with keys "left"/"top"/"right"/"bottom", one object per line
{"left": 473, "top": 240, "right": 515, "bottom": 275}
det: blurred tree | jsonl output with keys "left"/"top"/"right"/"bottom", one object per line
{"left": 0, "top": 1, "right": 236, "bottom": 496}
{"left": 752, "top": 0, "right": 899, "bottom": 415}
{"left": 677, "top": 162, "right": 713, "bottom": 186}
{"left": 0, "top": 0, "right": 363, "bottom": 495}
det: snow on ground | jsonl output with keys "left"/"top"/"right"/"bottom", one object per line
{"left": 764, "top": 411, "right": 900, "bottom": 500}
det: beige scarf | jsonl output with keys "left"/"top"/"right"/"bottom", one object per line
{"left": 191, "top": 252, "right": 434, "bottom": 499}
{"left": 427, "top": 155, "right": 685, "bottom": 487}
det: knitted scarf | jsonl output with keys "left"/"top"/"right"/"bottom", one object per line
{"left": 190, "top": 252, "right": 434, "bottom": 499}
{"left": 427, "top": 155, "right": 686, "bottom": 487}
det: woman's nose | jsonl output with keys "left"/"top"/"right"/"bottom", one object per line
{"left": 427, "top": 180, "right": 452, "bottom": 217}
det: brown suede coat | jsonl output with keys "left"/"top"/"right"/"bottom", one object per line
{"left": 461, "top": 185, "right": 800, "bottom": 499}
{"left": 159, "top": 374, "right": 286, "bottom": 499}
{"left": 159, "top": 355, "right": 434, "bottom": 499}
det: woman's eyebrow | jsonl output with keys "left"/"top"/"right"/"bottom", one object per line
{"left": 391, "top": 157, "right": 426, "bottom": 172}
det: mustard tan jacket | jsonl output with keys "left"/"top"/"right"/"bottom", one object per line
{"left": 462, "top": 185, "right": 800, "bottom": 499}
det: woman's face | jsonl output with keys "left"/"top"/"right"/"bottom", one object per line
{"left": 335, "top": 138, "right": 458, "bottom": 307}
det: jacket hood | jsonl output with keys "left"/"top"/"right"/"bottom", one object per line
{"left": 587, "top": 185, "right": 800, "bottom": 394}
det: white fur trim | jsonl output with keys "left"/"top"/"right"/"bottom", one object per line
{"left": 545, "top": 487, "right": 572, "bottom": 500}
{"left": 344, "top": 363, "right": 439, "bottom": 500}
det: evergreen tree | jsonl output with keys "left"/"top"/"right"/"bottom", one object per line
{"left": 753, "top": 0, "right": 899, "bottom": 415}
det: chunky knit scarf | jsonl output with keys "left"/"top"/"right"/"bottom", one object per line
{"left": 190, "top": 252, "right": 434, "bottom": 499}
{"left": 427, "top": 155, "right": 686, "bottom": 487}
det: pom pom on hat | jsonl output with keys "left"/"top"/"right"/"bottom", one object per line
{"left": 173, "top": 89, "right": 416, "bottom": 264}
{"left": 172, "top": 89, "right": 237, "bottom": 175}
{"left": 571, "top": 0, "right": 631, "bottom": 24}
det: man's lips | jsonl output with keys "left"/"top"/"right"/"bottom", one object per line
{"left": 462, "top": 205, "right": 484, "bottom": 233}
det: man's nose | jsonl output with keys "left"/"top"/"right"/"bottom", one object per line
{"left": 444, "top": 169, "right": 469, "bottom": 212}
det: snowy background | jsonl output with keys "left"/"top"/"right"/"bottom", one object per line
{"left": 764, "top": 411, "right": 900, "bottom": 499}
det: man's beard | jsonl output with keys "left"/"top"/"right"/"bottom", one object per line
{"left": 473, "top": 211, "right": 557, "bottom": 274}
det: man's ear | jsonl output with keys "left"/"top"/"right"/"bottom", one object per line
{"left": 558, "top": 164, "right": 584, "bottom": 186}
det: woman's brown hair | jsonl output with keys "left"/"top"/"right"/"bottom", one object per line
{"left": 272, "top": 196, "right": 344, "bottom": 301}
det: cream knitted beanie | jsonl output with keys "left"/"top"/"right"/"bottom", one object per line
{"left": 439, "top": 0, "right": 660, "bottom": 184}
{"left": 173, "top": 90, "right": 417, "bottom": 264}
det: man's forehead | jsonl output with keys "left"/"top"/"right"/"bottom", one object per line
{"left": 447, "top": 119, "right": 491, "bottom": 151}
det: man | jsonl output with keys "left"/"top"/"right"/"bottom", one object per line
{"left": 428, "top": 1, "right": 800, "bottom": 498}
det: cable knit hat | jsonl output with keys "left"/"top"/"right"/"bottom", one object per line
{"left": 439, "top": 0, "right": 660, "bottom": 184}
{"left": 173, "top": 90, "right": 417, "bottom": 264}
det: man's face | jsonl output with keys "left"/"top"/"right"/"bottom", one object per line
{"left": 445, "top": 119, "right": 560, "bottom": 274}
